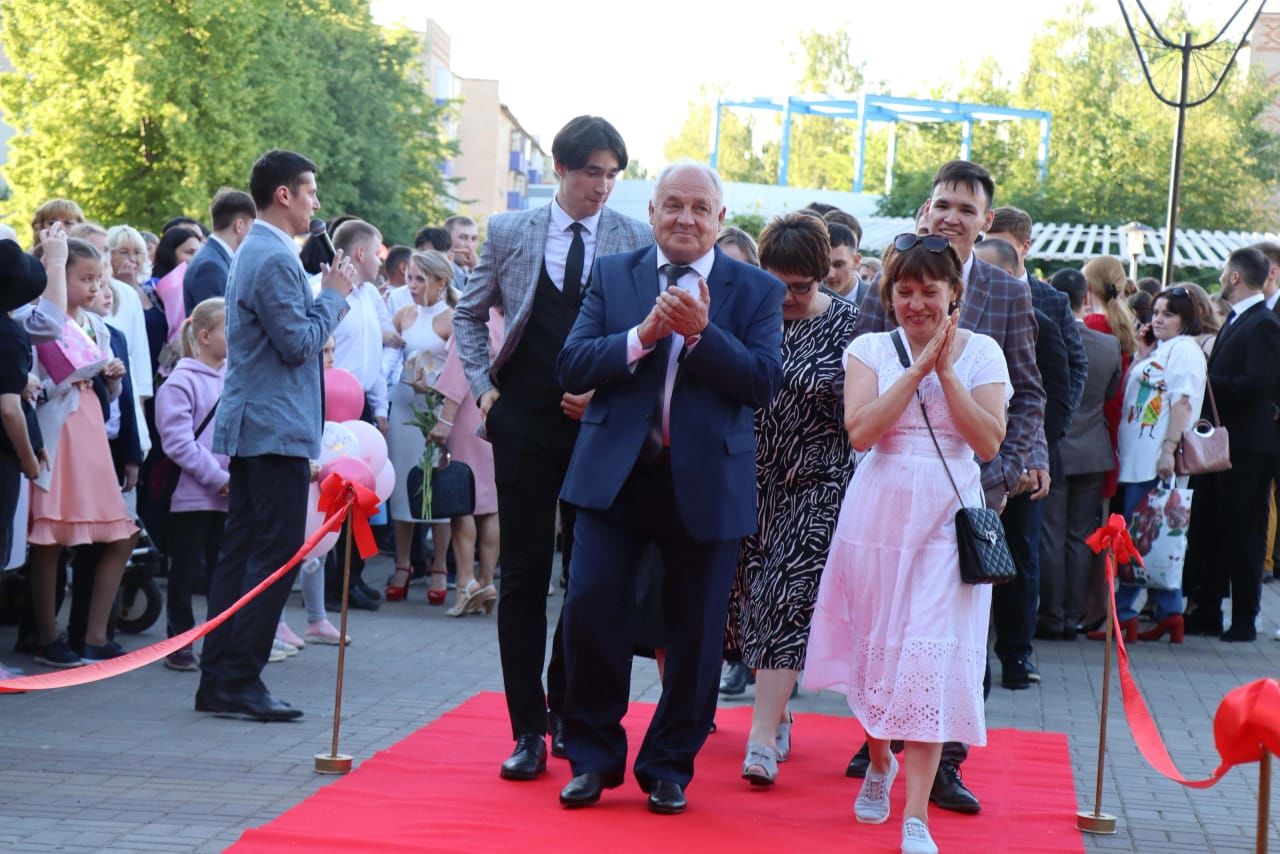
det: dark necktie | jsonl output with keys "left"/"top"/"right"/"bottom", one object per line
{"left": 640, "top": 264, "right": 693, "bottom": 464}
{"left": 563, "top": 222, "right": 585, "bottom": 305}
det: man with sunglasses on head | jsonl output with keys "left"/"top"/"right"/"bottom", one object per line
{"left": 846, "top": 160, "right": 1046, "bottom": 815}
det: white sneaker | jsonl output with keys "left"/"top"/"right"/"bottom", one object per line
{"left": 854, "top": 753, "right": 898, "bottom": 824}
{"left": 268, "top": 639, "right": 293, "bottom": 663}
{"left": 1273, "top": 627, "right": 1280, "bottom": 641}
{"left": 901, "top": 817, "right": 938, "bottom": 854}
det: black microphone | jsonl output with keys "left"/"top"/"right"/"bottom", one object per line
{"left": 309, "top": 218, "right": 336, "bottom": 264}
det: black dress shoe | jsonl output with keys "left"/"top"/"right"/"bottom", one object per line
{"left": 202, "top": 686, "right": 303, "bottom": 722}
{"left": 1033, "top": 624, "right": 1063, "bottom": 641}
{"left": 719, "top": 661, "right": 750, "bottom": 696}
{"left": 845, "top": 739, "right": 905, "bottom": 778}
{"left": 559, "top": 772, "right": 622, "bottom": 808}
{"left": 647, "top": 780, "right": 687, "bottom": 814}
{"left": 1021, "top": 657, "right": 1040, "bottom": 683}
{"left": 1184, "top": 610, "right": 1224, "bottom": 636}
{"left": 357, "top": 580, "right": 382, "bottom": 602}
{"left": 1221, "top": 626, "right": 1258, "bottom": 642}
{"left": 548, "top": 712, "right": 568, "bottom": 759}
{"left": 499, "top": 734, "right": 547, "bottom": 780}
{"left": 347, "top": 586, "right": 380, "bottom": 612}
{"left": 930, "top": 762, "right": 980, "bottom": 813}
{"left": 1000, "top": 658, "right": 1032, "bottom": 690}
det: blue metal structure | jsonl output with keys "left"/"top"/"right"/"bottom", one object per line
{"left": 709, "top": 94, "right": 1052, "bottom": 192}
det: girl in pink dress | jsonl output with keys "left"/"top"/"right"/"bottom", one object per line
{"left": 29, "top": 238, "right": 138, "bottom": 667}
{"left": 804, "top": 236, "right": 1010, "bottom": 852}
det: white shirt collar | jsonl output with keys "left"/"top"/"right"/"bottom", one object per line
{"left": 551, "top": 196, "right": 602, "bottom": 236}
{"left": 655, "top": 245, "right": 716, "bottom": 282}
{"left": 1266, "top": 290, "right": 1279, "bottom": 310}
{"left": 255, "top": 219, "right": 301, "bottom": 255}
{"left": 210, "top": 233, "right": 234, "bottom": 257}
{"left": 1229, "top": 292, "right": 1265, "bottom": 320}
{"left": 1016, "top": 269, "right": 1029, "bottom": 284}
{"left": 961, "top": 252, "right": 975, "bottom": 287}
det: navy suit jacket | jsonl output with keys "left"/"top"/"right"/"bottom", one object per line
{"left": 183, "top": 238, "right": 232, "bottom": 315}
{"left": 104, "top": 325, "right": 143, "bottom": 478}
{"left": 557, "top": 244, "right": 785, "bottom": 542}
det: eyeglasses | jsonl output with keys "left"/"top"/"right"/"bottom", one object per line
{"left": 111, "top": 248, "right": 143, "bottom": 258}
{"left": 893, "top": 233, "right": 951, "bottom": 253}
{"left": 784, "top": 280, "right": 818, "bottom": 296}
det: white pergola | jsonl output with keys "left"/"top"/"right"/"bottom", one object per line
{"left": 860, "top": 217, "right": 1278, "bottom": 270}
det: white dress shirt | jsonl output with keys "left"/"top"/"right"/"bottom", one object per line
{"left": 1266, "top": 290, "right": 1279, "bottom": 311}
{"left": 625, "top": 246, "right": 716, "bottom": 445}
{"left": 386, "top": 284, "right": 414, "bottom": 315}
{"left": 106, "top": 280, "right": 154, "bottom": 457}
{"left": 1227, "top": 292, "right": 1265, "bottom": 324}
{"left": 332, "top": 281, "right": 394, "bottom": 418}
{"left": 544, "top": 197, "right": 602, "bottom": 291}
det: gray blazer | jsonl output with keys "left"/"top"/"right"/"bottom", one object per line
{"left": 1058, "top": 323, "right": 1122, "bottom": 476}
{"left": 213, "top": 221, "right": 346, "bottom": 459}
{"left": 453, "top": 203, "right": 652, "bottom": 401}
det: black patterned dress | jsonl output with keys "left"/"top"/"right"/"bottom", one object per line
{"left": 727, "top": 296, "right": 858, "bottom": 671}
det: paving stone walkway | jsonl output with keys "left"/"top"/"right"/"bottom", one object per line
{"left": 0, "top": 555, "right": 1276, "bottom": 852}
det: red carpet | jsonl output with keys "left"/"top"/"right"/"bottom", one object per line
{"left": 233, "top": 691, "right": 1084, "bottom": 853}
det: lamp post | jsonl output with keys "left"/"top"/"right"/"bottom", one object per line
{"left": 1120, "top": 221, "right": 1149, "bottom": 282}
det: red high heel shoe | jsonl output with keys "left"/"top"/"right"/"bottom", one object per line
{"left": 427, "top": 570, "right": 448, "bottom": 606}
{"left": 384, "top": 565, "right": 411, "bottom": 602}
{"left": 1087, "top": 617, "right": 1138, "bottom": 643}
{"left": 1138, "top": 615, "right": 1184, "bottom": 644}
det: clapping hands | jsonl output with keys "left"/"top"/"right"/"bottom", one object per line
{"left": 912, "top": 311, "right": 960, "bottom": 378}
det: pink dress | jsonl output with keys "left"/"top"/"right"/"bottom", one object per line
{"left": 432, "top": 311, "right": 502, "bottom": 516}
{"left": 30, "top": 317, "right": 138, "bottom": 546}
{"left": 803, "top": 332, "right": 1010, "bottom": 746}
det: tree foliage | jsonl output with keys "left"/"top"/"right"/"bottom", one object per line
{"left": 0, "top": 0, "right": 456, "bottom": 244}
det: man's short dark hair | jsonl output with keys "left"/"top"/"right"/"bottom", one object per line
{"left": 443, "top": 215, "right": 475, "bottom": 234}
{"left": 1136, "top": 276, "right": 1161, "bottom": 297}
{"left": 1050, "top": 268, "right": 1087, "bottom": 312}
{"left": 1251, "top": 240, "right": 1280, "bottom": 270}
{"left": 551, "top": 116, "right": 628, "bottom": 171}
{"left": 209, "top": 189, "right": 256, "bottom": 232}
{"left": 822, "top": 211, "right": 862, "bottom": 247}
{"left": 827, "top": 222, "right": 857, "bottom": 251}
{"left": 249, "top": 149, "right": 317, "bottom": 210}
{"left": 758, "top": 212, "right": 831, "bottom": 282}
{"left": 932, "top": 160, "right": 996, "bottom": 210}
{"left": 1227, "top": 247, "right": 1270, "bottom": 289}
{"left": 989, "top": 206, "right": 1032, "bottom": 243}
{"left": 384, "top": 245, "right": 413, "bottom": 276}
{"left": 162, "top": 215, "right": 208, "bottom": 238}
{"left": 414, "top": 226, "right": 451, "bottom": 252}
{"left": 803, "top": 201, "right": 837, "bottom": 217}
{"left": 975, "top": 238, "right": 1019, "bottom": 274}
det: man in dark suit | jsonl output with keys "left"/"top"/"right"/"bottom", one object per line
{"left": 1251, "top": 240, "right": 1280, "bottom": 588}
{"left": 183, "top": 189, "right": 256, "bottom": 315}
{"left": 554, "top": 162, "right": 783, "bottom": 814}
{"left": 1184, "top": 247, "right": 1280, "bottom": 642}
{"left": 1039, "top": 269, "right": 1122, "bottom": 639}
{"left": 847, "top": 160, "right": 1045, "bottom": 813}
{"left": 452, "top": 116, "right": 653, "bottom": 781}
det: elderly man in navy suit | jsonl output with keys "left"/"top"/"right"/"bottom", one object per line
{"left": 554, "top": 162, "right": 784, "bottom": 814}
{"left": 197, "top": 150, "right": 356, "bottom": 722}
{"left": 182, "top": 189, "right": 256, "bottom": 315}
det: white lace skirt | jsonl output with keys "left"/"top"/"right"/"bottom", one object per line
{"left": 803, "top": 445, "right": 991, "bottom": 746}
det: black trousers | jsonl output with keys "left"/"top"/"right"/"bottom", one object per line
{"left": 1038, "top": 472, "right": 1106, "bottom": 633}
{"left": 992, "top": 493, "right": 1043, "bottom": 666}
{"left": 489, "top": 398, "right": 577, "bottom": 739}
{"left": 562, "top": 459, "right": 740, "bottom": 789}
{"left": 198, "top": 455, "right": 309, "bottom": 697}
{"left": 0, "top": 454, "right": 19, "bottom": 562}
{"left": 167, "top": 511, "right": 224, "bottom": 637}
{"left": 1185, "top": 452, "right": 1280, "bottom": 630}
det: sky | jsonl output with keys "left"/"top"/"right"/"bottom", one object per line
{"left": 370, "top": 0, "right": 1254, "bottom": 168}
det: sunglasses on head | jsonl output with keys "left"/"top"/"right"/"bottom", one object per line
{"left": 893, "top": 233, "right": 951, "bottom": 253}
{"left": 1162, "top": 286, "right": 1189, "bottom": 298}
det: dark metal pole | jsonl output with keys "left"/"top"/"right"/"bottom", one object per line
{"left": 1162, "top": 32, "right": 1192, "bottom": 286}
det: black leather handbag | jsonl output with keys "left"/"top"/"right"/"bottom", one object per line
{"left": 891, "top": 331, "right": 1016, "bottom": 586}
{"left": 407, "top": 449, "right": 475, "bottom": 520}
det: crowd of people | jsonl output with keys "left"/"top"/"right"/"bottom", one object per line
{"left": 2, "top": 114, "right": 1279, "bottom": 854}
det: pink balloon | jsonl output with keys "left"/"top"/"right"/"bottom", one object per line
{"left": 375, "top": 460, "right": 395, "bottom": 503}
{"left": 342, "top": 419, "right": 388, "bottom": 473}
{"left": 320, "top": 455, "right": 376, "bottom": 492}
{"left": 324, "top": 368, "right": 364, "bottom": 423}
{"left": 303, "top": 482, "right": 338, "bottom": 560}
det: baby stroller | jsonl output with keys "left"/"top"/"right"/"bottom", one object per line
{"left": 115, "top": 523, "right": 164, "bottom": 635}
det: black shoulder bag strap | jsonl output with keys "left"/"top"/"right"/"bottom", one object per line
{"left": 194, "top": 399, "right": 220, "bottom": 440}
{"left": 890, "top": 329, "right": 967, "bottom": 509}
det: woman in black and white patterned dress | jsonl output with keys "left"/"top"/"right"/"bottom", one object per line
{"left": 735, "top": 212, "right": 858, "bottom": 786}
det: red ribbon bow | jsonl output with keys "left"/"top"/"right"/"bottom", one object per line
{"left": 1085, "top": 513, "right": 1144, "bottom": 568}
{"left": 318, "top": 472, "right": 381, "bottom": 560}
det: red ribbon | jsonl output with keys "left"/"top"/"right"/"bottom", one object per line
{"left": 0, "top": 477, "right": 368, "bottom": 694}
{"left": 317, "top": 472, "right": 380, "bottom": 560}
{"left": 1088, "top": 515, "right": 1279, "bottom": 787}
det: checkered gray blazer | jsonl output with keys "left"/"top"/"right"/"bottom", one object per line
{"left": 853, "top": 255, "right": 1047, "bottom": 506}
{"left": 453, "top": 203, "right": 653, "bottom": 401}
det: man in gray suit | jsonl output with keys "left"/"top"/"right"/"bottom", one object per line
{"left": 198, "top": 150, "right": 356, "bottom": 722}
{"left": 453, "top": 115, "right": 652, "bottom": 780}
{"left": 1038, "top": 268, "right": 1122, "bottom": 639}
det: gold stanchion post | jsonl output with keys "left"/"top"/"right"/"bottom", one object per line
{"left": 1259, "top": 750, "right": 1272, "bottom": 854}
{"left": 315, "top": 516, "right": 354, "bottom": 774}
{"left": 1077, "top": 548, "right": 1118, "bottom": 834}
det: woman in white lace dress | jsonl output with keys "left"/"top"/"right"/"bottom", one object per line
{"left": 804, "top": 235, "right": 1010, "bottom": 854}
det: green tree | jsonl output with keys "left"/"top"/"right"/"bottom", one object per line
{"left": 0, "top": 0, "right": 455, "bottom": 243}
{"left": 664, "top": 85, "right": 774, "bottom": 183}
{"left": 783, "top": 29, "right": 868, "bottom": 191}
